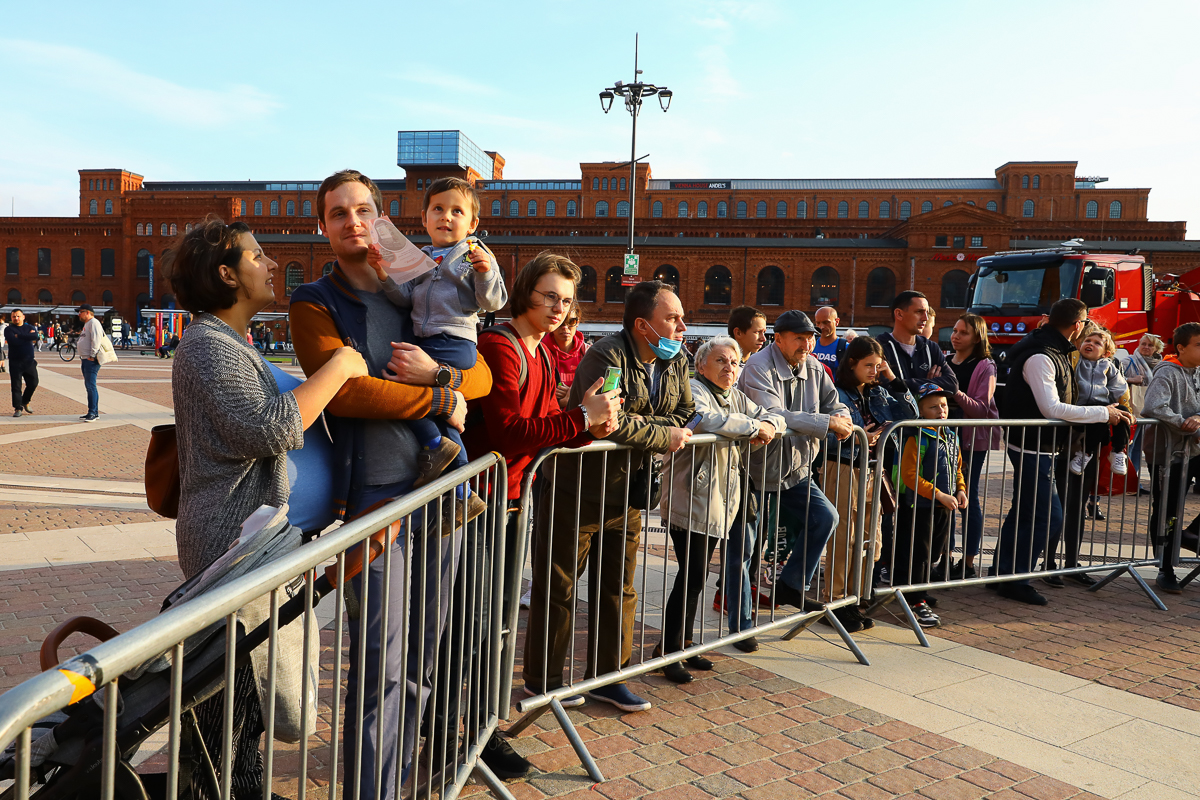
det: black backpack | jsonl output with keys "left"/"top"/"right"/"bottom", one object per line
{"left": 464, "top": 325, "right": 555, "bottom": 429}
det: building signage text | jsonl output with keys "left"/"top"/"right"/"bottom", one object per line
{"left": 670, "top": 181, "right": 730, "bottom": 190}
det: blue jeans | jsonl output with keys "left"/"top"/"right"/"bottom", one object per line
{"left": 723, "top": 507, "right": 756, "bottom": 633}
{"left": 407, "top": 333, "right": 477, "bottom": 473}
{"left": 764, "top": 478, "right": 839, "bottom": 595}
{"left": 81, "top": 358, "right": 100, "bottom": 416}
{"left": 995, "top": 449, "right": 1061, "bottom": 586}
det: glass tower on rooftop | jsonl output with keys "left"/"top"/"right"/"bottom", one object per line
{"left": 397, "top": 131, "right": 495, "bottom": 178}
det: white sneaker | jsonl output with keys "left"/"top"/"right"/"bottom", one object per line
{"left": 1069, "top": 451, "right": 1092, "bottom": 475}
{"left": 1109, "top": 451, "right": 1128, "bottom": 476}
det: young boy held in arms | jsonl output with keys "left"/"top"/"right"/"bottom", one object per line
{"left": 1070, "top": 328, "right": 1131, "bottom": 476}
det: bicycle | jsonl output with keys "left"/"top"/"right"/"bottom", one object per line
{"left": 53, "top": 334, "right": 77, "bottom": 362}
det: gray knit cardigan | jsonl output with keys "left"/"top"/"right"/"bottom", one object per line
{"left": 172, "top": 314, "right": 304, "bottom": 578}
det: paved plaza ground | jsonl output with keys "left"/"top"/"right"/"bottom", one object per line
{"left": 1, "top": 352, "right": 1199, "bottom": 799}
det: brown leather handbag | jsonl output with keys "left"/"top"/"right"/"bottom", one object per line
{"left": 145, "top": 424, "right": 180, "bottom": 518}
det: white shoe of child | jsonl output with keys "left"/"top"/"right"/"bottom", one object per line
{"left": 1069, "top": 451, "right": 1092, "bottom": 475}
{"left": 1109, "top": 451, "right": 1128, "bottom": 476}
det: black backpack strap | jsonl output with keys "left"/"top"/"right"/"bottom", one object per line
{"left": 481, "top": 324, "right": 529, "bottom": 388}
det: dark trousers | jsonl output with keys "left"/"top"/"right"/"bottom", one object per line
{"left": 1051, "top": 446, "right": 1100, "bottom": 568}
{"left": 1150, "top": 459, "right": 1195, "bottom": 572}
{"left": 996, "top": 449, "right": 1061, "bottom": 586}
{"left": 9, "top": 359, "right": 37, "bottom": 410}
{"left": 662, "top": 527, "right": 719, "bottom": 653}
{"left": 190, "top": 665, "right": 264, "bottom": 800}
{"left": 1080, "top": 419, "right": 1131, "bottom": 456}
{"left": 894, "top": 503, "right": 950, "bottom": 602}
{"left": 524, "top": 492, "right": 641, "bottom": 688}
{"left": 407, "top": 334, "right": 477, "bottom": 472}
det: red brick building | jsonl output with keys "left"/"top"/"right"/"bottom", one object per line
{"left": 3, "top": 130, "right": 1197, "bottom": 341}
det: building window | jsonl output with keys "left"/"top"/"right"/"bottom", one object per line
{"left": 602, "top": 178, "right": 608, "bottom": 191}
{"left": 837, "top": 201, "right": 849, "bottom": 218}
{"left": 604, "top": 267, "right": 626, "bottom": 302}
{"left": 38, "top": 289, "right": 52, "bottom": 304}
{"left": 776, "top": 201, "right": 786, "bottom": 218}
{"left": 953, "top": 235, "right": 965, "bottom": 249}
{"left": 1032, "top": 175, "right": 1040, "bottom": 189}
{"left": 136, "top": 249, "right": 151, "bottom": 278}
{"left": 704, "top": 265, "right": 733, "bottom": 305}
{"left": 652, "top": 201, "right": 663, "bottom": 218}
{"left": 866, "top": 267, "right": 897, "bottom": 307}
{"left": 5, "top": 248, "right": 17, "bottom": 276}
{"left": 943, "top": 201, "right": 952, "bottom": 207}
{"left": 37, "top": 248, "right": 50, "bottom": 277}
{"left": 971, "top": 236, "right": 984, "bottom": 248}
{"left": 967, "top": 200, "right": 976, "bottom": 206}
{"left": 736, "top": 201, "right": 747, "bottom": 218}
{"left": 616, "top": 201, "right": 630, "bottom": 217}
{"left": 322, "top": 261, "right": 335, "bottom": 276}
{"left": 934, "top": 235, "right": 948, "bottom": 247}
{"left": 1023, "top": 199, "right": 1035, "bottom": 217}
{"left": 567, "top": 200, "right": 577, "bottom": 217}
{"left": 698, "top": 201, "right": 708, "bottom": 218}
{"left": 89, "top": 199, "right": 98, "bottom": 215}
{"left": 270, "top": 200, "right": 279, "bottom": 216}
{"left": 816, "top": 201, "right": 828, "bottom": 218}
{"left": 102, "top": 290, "right": 113, "bottom": 304}
{"left": 104, "top": 199, "right": 113, "bottom": 214}
{"left": 88, "top": 179, "right": 94, "bottom": 190}
{"left": 717, "top": 201, "right": 727, "bottom": 218}
{"left": 941, "top": 269, "right": 970, "bottom": 308}
{"left": 1022, "top": 175, "right": 1029, "bottom": 189}
{"left": 286, "top": 201, "right": 295, "bottom": 216}
{"left": 1109, "top": 200, "right": 1122, "bottom": 219}
{"left": 811, "top": 266, "right": 840, "bottom": 307}
{"left": 578, "top": 265, "right": 597, "bottom": 302}
{"left": 986, "top": 200, "right": 997, "bottom": 212}
{"left": 528, "top": 200, "right": 538, "bottom": 217}
{"left": 797, "top": 200, "right": 807, "bottom": 219}
{"left": 596, "top": 201, "right": 609, "bottom": 217}
{"left": 654, "top": 264, "right": 680, "bottom": 288}
{"left": 1086, "top": 200, "right": 1098, "bottom": 219}
{"left": 510, "top": 200, "right": 519, "bottom": 217}
{"left": 254, "top": 200, "right": 263, "bottom": 215}
{"left": 160, "top": 223, "right": 167, "bottom": 236}
{"left": 756, "top": 266, "right": 785, "bottom": 306}
{"left": 756, "top": 200, "right": 767, "bottom": 218}
{"left": 858, "top": 200, "right": 869, "bottom": 218}
{"left": 678, "top": 201, "right": 689, "bottom": 218}
{"left": 921, "top": 201, "right": 932, "bottom": 214}
{"left": 619, "top": 178, "right": 626, "bottom": 192}
{"left": 240, "top": 200, "right": 247, "bottom": 216}
{"left": 491, "top": 200, "right": 501, "bottom": 216}
{"left": 71, "top": 248, "right": 84, "bottom": 277}
{"left": 169, "top": 224, "right": 177, "bottom": 235}
{"left": 101, "top": 249, "right": 114, "bottom": 277}
{"left": 383, "top": 200, "right": 394, "bottom": 216}
{"left": 136, "top": 223, "right": 144, "bottom": 235}
{"left": 285, "top": 263, "right": 303, "bottom": 296}
{"left": 592, "top": 177, "right": 599, "bottom": 190}
{"left": 900, "top": 201, "right": 911, "bottom": 218}
{"left": 184, "top": 223, "right": 192, "bottom": 234}
{"left": 303, "top": 200, "right": 313, "bottom": 217}
{"left": 71, "top": 290, "right": 86, "bottom": 305}
{"left": 879, "top": 201, "right": 890, "bottom": 219}
{"left": 546, "top": 200, "right": 556, "bottom": 217}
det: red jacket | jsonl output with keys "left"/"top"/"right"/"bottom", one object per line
{"left": 545, "top": 329, "right": 589, "bottom": 387}
{"left": 463, "top": 324, "right": 591, "bottom": 500}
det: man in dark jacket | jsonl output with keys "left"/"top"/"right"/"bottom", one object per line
{"left": 994, "top": 298, "right": 1132, "bottom": 605}
{"left": 5, "top": 310, "right": 39, "bottom": 416}
{"left": 524, "top": 279, "right": 694, "bottom": 713}
{"left": 877, "top": 291, "right": 959, "bottom": 395}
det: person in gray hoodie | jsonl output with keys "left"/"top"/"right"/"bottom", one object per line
{"left": 1142, "top": 322, "right": 1200, "bottom": 594}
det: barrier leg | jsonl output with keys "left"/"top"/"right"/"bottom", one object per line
{"left": 550, "top": 697, "right": 604, "bottom": 783}
{"left": 471, "top": 761, "right": 519, "bottom": 800}
{"left": 1180, "top": 563, "right": 1200, "bottom": 589}
{"left": 894, "top": 591, "right": 931, "bottom": 648}
{"left": 821, "top": 608, "right": 870, "bottom": 666}
{"left": 504, "top": 704, "right": 551, "bottom": 738}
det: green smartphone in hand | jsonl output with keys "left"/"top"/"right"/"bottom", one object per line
{"left": 601, "top": 366, "right": 622, "bottom": 393}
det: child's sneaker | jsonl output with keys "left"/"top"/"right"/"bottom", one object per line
{"left": 1069, "top": 450, "right": 1092, "bottom": 475}
{"left": 911, "top": 600, "right": 941, "bottom": 628}
{"left": 1109, "top": 451, "right": 1128, "bottom": 476}
{"left": 413, "top": 438, "right": 461, "bottom": 488}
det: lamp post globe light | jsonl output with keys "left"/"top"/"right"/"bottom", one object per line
{"left": 599, "top": 34, "right": 671, "bottom": 260}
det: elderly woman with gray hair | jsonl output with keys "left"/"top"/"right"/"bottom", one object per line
{"left": 1123, "top": 333, "right": 1165, "bottom": 486}
{"left": 653, "top": 335, "right": 785, "bottom": 683}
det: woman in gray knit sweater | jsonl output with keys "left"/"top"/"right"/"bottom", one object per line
{"left": 167, "top": 217, "right": 365, "bottom": 800}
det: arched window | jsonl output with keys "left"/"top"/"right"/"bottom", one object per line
{"left": 270, "top": 200, "right": 279, "bottom": 216}
{"left": 986, "top": 200, "right": 997, "bottom": 212}
{"left": 161, "top": 293, "right": 177, "bottom": 309}
{"left": 698, "top": 201, "right": 708, "bottom": 218}
{"left": 286, "top": 200, "right": 295, "bottom": 216}
{"left": 811, "top": 266, "right": 840, "bottom": 307}
{"left": 616, "top": 201, "right": 630, "bottom": 217}
{"left": 7, "top": 289, "right": 20, "bottom": 303}
{"left": 678, "top": 201, "right": 689, "bottom": 218}
{"left": 104, "top": 200, "right": 113, "bottom": 214}
{"left": 546, "top": 200, "right": 556, "bottom": 217}
{"left": 736, "top": 201, "right": 747, "bottom": 218}
{"left": 940, "top": 269, "right": 970, "bottom": 309}
{"left": 89, "top": 199, "right": 98, "bottom": 215}
{"left": 605, "top": 267, "right": 626, "bottom": 302}
{"left": 416, "top": 179, "right": 423, "bottom": 190}
{"left": 38, "top": 289, "right": 53, "bottom": 304}
{"left": 602, "top": 178, "right": 608, "bottom": 191}
{"left": 578, "top": 265, "right": 597, "bottom": 302}
{"left": 254, "top": 201, "right": 263, "bottom": 215}
{"left": 322, "top": 261, "right": 335, "bottom": 276}
{"left": 619, "top": 178, "right": 626, "bottom": 192}
{"left": 1086, "top": 200, "right": 1098, "bottom": 219}
{"left": 943, "top": 201, "right": 952, "bottom": 207}
{"left": 756, "top": 200, "right": 767, "bottom": 218}
{"left": 1032, "top": 175, "right": 1040, "bottom": 189}
{"left": 71, "top": 290, "right": 86, "bottom": 304}
{"left": 285, "top": 263, "right": 304, "bottom": 296}
{"left": 653, "top": 264, "right": 679, "bottom": 288}
{"left": 1022, "top": 175, "right": 1029, "bottom": 189}
{"left": 1109, "top": 200, "right": 1122, "bottom": 219}
{"left": 161, "top": 223, "right": 168, "bottom": 236}
{"left": 837, "top": 201, "right": 849, "bottom": 218}
{"left": 136, "top": 223, "right": 144, "bottom": 235}
{"left": 900, "top": 201, "right": 911, "bottom": 218}
{"left": 137, "top": 249, "right": 152, "bottom": 279}
{"left": 776, "top": 201, "right": 787, "bottom": 218}
{"left": 566, "top": 200, "right": 577, "bottom": 217}
{"left": 858, "top": 200, "right": 869, "bottom": 218}
{"left": 967, "top": 201, "right": 976, "bottom": 206}
{"left": 797, "top": 200, "right": 808, "bottom": 219}
{"left": 102, "top": 290, "right": 113, "bottom": 305}
{"left": 592, "top": 177, "right": 599, "bottom": 190}
{"left": 704, "top": 265, "right": 733, "bottom": 305}
{"left": 1023, "top": 199, "right": 1035, "bottom": 218}
{"left": 509, "top": 200, "right": 519, "bottom": 217}
{"left": 866, "top": 267, "right": 896, "bottom": 307}
{"left": 756, "top": 266, "right": 785, "bottom": 306}
{"left": 596, "top": 201, "right": 609, "bottom": 217}
{"left": 491, "top": 200, "right": 501, "bottom": 216}
{"left": 184, "top": 223, "right": 193, "bottom": 234}
{"left": 717, "top": 201, "right": 727, "bottom": 218}
{"left": 653, "top": 201, "right": 663, "bottom": 218}
{"left": 303, "top": 200, "right": 313, "bottom": 216}
{"left": 169, "top": 224, "right": 177, "bottom": 235}
{"left": 136, "top": 292, "right": 150, "bottom": 311}
{"left": 240, "top": 200, "right": 247, "bottom": 216}
{"left": 528, "top": 200, "right": 537, "bottom": 217}
{"left": 88, "top": 179, "right": 94, "bottom": 190}
{"left": 921, "top": 201, "right": 932, "bottom": 214}
{"left": 816, "top": 201, "right": 828, "bottom": 218}
{"left": 879, "top": 201, "right": 890, "bottom": 219}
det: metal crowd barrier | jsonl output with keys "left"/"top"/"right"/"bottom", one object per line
{"left": 1143, "top": 425, "right": 1200, "bottom": 589}
{"left": 499, "top": 427, "right": 871, "bottom": 783}
{"left": 0, "top": 454, "right": 513, "bottom": 800}
{"left": 866, "top": 417, "right": 1170, "bottom": 647}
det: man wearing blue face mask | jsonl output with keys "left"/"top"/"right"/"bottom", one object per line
{"left": 524, "top": 279, "right": 695, "bottom": 713}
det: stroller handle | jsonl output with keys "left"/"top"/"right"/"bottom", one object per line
{"left": 40, "top": 617, "right": 121, "bottom": 672}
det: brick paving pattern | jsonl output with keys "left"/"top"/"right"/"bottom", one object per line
{"left": 4, "top": 386, "right": 88, "bottom": 416}
{"left": 1, "top": 423, "right": 150, "bottom": 480}
{"left": 98, "top": 382, "right": 174, "bottom": 408}
{"left": 0, "top": 503, "right": 165, "bottom": 533}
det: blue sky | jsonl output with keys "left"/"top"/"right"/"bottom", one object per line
{"left": 2, "top": 0, "right": 1197, "bottom": 235}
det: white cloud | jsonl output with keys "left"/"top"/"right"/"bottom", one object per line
{"left": 388, "top": 68, "right": 504, "bottom": 98}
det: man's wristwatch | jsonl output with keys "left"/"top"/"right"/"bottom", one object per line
{"left": 434, "top": 365, "right": 452, "bottom": 387}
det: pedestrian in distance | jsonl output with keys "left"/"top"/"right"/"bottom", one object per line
{"left": 5, "top": 309, "right": 39, "bottom": 417}
{"left": 75, "top": 304, "right": 105, "bottom": 421}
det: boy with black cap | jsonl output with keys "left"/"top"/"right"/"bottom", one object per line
{"left": 895, "top": 381, "right": 967, "bottom": 627}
